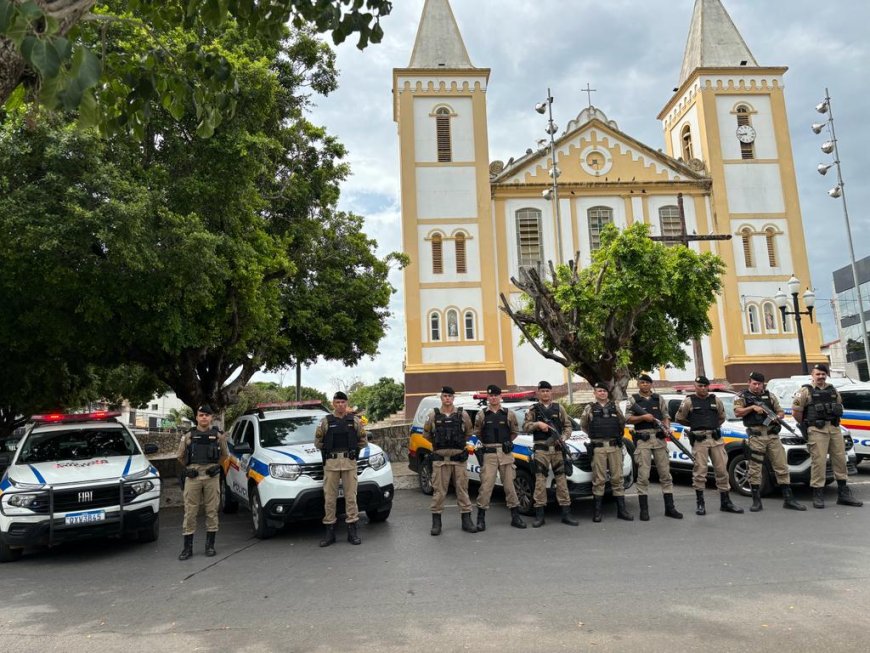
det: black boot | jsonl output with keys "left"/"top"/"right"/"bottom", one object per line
{"left": 561, "top": 506, "right": 579, "bottom": 526}
{"left": 178, "top": 534, "right": 193, "bottom": 561}
{"left": 638, "top": 495, "right": 650, "bottom": 521}
{"left": 782, "top": 485, "right": 807, "bottom": 511}
{"left": 510, "top": 507, "right": 527, "bottom": 529}
{"left": 347, "top": 521, "right": 361, "bottom": 545}
{"left": 319, "top": 524, "right": 336, "bottom": 547}
{"left": 695, "top": 490, "right": 706, "bottom": 516}
{"left": 616, "top": 496, "right": 634, "bottom": 521}
{"left": 836, "top": 479, "right": 864, "bottom": 507}
{"left": 461, "top": 512, "right": 478, "bottom": 533}
{"left": 205, "top": 531, "right": 216, "bottom": 557}
{"left": 720, "top": 491, "right": 744, "bottom": 514}
{"left": 592, "top": 496, "right": 603, "bottom": 522}
{"left": 664, "top": 493, "right": 683, "bottom": 519}
{"left": 476, "top": 508, "right": 486, "bottom": 532}
{"left": 812, "top": 487, "right": 825, "bottom": 509}
{"left": 532, "top": 507, "right": 545, "bottom": 528}
{"left": 430, "top": 513, "right": 442, "bottom": 536}
{"left": 750, "top": 485, "right": 763, "bottom": 512}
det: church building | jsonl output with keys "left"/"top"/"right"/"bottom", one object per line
{"left": 393, "top": 0, "right": 822, "bottom": 414}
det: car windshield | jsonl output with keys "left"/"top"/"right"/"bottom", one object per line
{"left": 259, "top": 416, "right": 321, "bottom": 447}
{"left": 719, "top": 395, "right": 738, "bottom": 420}
{"left": 17, "top": 427, "right": 138, "bottom": 464}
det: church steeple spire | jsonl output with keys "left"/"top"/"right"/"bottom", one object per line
{"left": 408, "top": 0, "right": 474, "bottom": 68}
{"left": 678, "top": 0, "right": 758, "bottom": 85}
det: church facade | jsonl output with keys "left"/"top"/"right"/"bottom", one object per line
{"left": 393, "top": 0, "right": 822, "bottom": 414}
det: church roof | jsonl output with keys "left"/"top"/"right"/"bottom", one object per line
{"left": 678, "top": 0, "right": 758, "bottom": 85}
{"left": 408, "top": 0, "right": 474, "bottom": 69}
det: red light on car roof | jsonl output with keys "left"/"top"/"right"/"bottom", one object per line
{"left": 31, "top": 411, "right": 121, "bottom": 423}
{"left": 471, "top": 390, "right": 537, "bottom": 401}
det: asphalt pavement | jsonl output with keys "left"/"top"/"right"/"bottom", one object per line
{"left": 2, "top": 469, "right": 870, "bottom": 652}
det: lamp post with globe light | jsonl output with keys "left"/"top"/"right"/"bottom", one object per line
{"left": 774, "top": 276, "right": 816, "bottom": 375}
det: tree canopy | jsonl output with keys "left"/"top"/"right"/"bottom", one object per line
{"left": 348, "top": 377, "right": 404, "bottom": 423}
{"left": 500, "top": 223, "right": 726, "bottom": 400}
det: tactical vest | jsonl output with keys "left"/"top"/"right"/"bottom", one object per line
{"left": 480, "top": 408, "right": 511, "bottom": 445}
{"left": 739, "top": 390, "right": 774, "bottom": 428}
{"left": 432, "top": 408, "right": 466, "bottom": 450}
{"left": 531, "top": 402, "right": 563, "bottom": 442}
{"left": 587, "top": 402, "right": 623, "bottom": 440}
{"left": 688, "top": 395, "right": 720, "bottom": 431}
{"left": 187, "top": 428, "right": 221, "bottom": 465}
{"left": 323, "top": 414, "right": 357, "bottom": 453}
{"left": 804, "top": 384, "right": 842, "bottom": 425}
{"left": 632, "top": 393, "right": 663, "bottom": 432}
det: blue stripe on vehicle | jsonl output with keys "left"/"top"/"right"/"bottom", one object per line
{"left": 149, "top": 465, "right": 158, "bottom": 475}
{"left": 0, "top": 475, "right": 10, "bottom": 491}
{"left": 512, "top": 443, "right": 532, "bottom": 456}
{"left": 249, "top": 458, "right": 270, "bottom": 476}
{"left": 122, "top": 456, "right": 132, "bottom": 476}
{"left": 266, "top": 448, "right": 305, "bottom": 464}
{"left": 363, "top": 446, "right": 371, "bottom": 458}
{"left": 28, "top": 465, "right": 46, "bottom": 484}
{"left": 410, "top": 425, "right": 424, "bottom": 434}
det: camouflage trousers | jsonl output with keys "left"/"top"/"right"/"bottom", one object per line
{"left": 634, "top": 436, "right": 673, "bottom": 495}
{"left": 533, "top": 447, "right": 571, "bottom": 507}
{"left": 807, "top": 425, "right": 848, "bottom": 487}
{"left": 746, "top": 430, "right": 790, "bottom": 486}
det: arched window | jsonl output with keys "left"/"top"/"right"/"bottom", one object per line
{"left": 435, "top": 107, "right": 452, "bottom": 163}
{"left": 659, "top": 205, "right": 682, "bottom": 245}
{"left": 736, "top": 105, "right": 754, "bottom": 160}
{"left": 588, "top": 206, "right": 613, "bottom": 251}
{"left": 431, "top": 233, "right": 443, "bottom": 274}
{"left": 463, "top": 310, "right": 475, "bottom": 340}
{"left": 747, "top": 305, "right": 760, "bottom": 334}
{"left": 681, "top": 124, "right": 693, "bottom": 161}
{"left": 430, "top": 312, "right": 441, "bottom": 341}
{"left": 516, "top": 208, "right": 544, "bottom": 275}
{"left": 455, "top": 232, "right": 467, "bottom": 274}
{"left": 740, "top": 227, "right": 754, "bottom": 267}
{"left": 446, "top": 309, "right": 459, "bottom": 339}
{"left": 762, "top": 302, "right": 778, "bottom": 333}
{"left": 765, "top": 227, "right": 778, "bottom": 267}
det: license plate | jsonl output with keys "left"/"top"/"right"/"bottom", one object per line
{"left": 65, "top": 510, "right": 106, "bottom": 525}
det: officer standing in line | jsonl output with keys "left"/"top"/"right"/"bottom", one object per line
{"left": 176, "top": 404, "right": 228, "bottom": 560}
{"left": 625, "top": 374, "right": 683, "bottom": 521}
{"left": 523, "top": 381, "right": 578, "bottom": 528}
{"left": 314, "top": 391, "right": 368, "bottom": 547}
{"left": 581, "top": 382, "right": 633, "bottom": 523}
{"left": 792, "top": 364, "right": 863, "bottom": 509}
{"left": 473, "top": 385, "right": 526, "bottom": 531}
{"left": 424, "top": 386, "right": 477, "bottom": 536}
{"left": 675, "top": 376, "right": 743, "bottom": 516}
{"left": 733, "top": 371, "right": 806, "bottom": 512}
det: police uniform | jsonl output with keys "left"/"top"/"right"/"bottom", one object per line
{"left": 423, "top": 387, "right": 476, "bottom": 535}
{"left": 522, "top": 381, "right": 578, "bottom": 527}
{"left": 675, "top": 376, "right": 743, "bottom": 516}
{"left": 314, "top": 393, "right": 368, "bottom": 546}
{"left": 473, "top": 390, "right": 526, "bottom": 530}
{"left": 176, "top": 404, "right": 228, "bottom": 560}
{"left": 626, "top": 374, "right": 682, "bottom": 521}
{"left": 580, "top": 385, "right": 632, "bottom": 522}
{"left": 792, "top": 364, "right": 862, "bottom": 509}
{"left": 733, "top": 371, "right": 805, "bottom": 512}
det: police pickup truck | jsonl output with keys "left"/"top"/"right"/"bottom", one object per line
{"left": 0, "top": 411, "right": 161, "bottom": 562}
{"left": 407, "top": 391, "right": 634, "bottom": 514}
{"left": 221, "top": 402, "right": 394, "bottom": 538}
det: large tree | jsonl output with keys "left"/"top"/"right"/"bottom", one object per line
{"left": 500, "top": 223, "right": 726, "bottom": 400}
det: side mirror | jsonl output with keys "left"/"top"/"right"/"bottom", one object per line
{"left": 233, "top": 442, "right": 253, "bottom": 455}
{"left": 143, "top": 443, "right": 159, "bottom": 455}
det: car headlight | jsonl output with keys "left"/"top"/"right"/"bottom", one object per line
{"left": 7, "top": 493, "right": 39, "bottom": 508}
{"left": 129, "top": 480, "right": 155, "bottom": 495}
{"left": 270, "top": 463, "right": 301, "bottom": 480}
{"left": 368, "top": 453, "right": 387, "bottom": 471}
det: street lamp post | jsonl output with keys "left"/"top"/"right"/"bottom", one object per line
{"left": 775, "top": 276, "right": 816, "bottom": 375}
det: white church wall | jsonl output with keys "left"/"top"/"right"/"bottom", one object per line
{"left": 419, "top": 287, "right": 483, "bottom": 343}
{"left": 660, "top": 336, "right": 715, "bottom": 383}
{"left": 723, "top": 164, "right": 784, "bottom": 214}
{"left": 417, "top": 223, "right": 481, "bottom": 284}
{"left": 422, "top": 345, "right": 486, "bottom": 364}
{"left": 731, "top": 219, "right": 794, "bottom": 277}
{"left": 573, "top": 196, "right": 627, "bottom": 267}
{"left": 416, "top": 167, "right": 478, "bottom": 218}
{"left": 504, "top": 198, "right": 558, "bottom": 281}
{"left": 669, "top": 105, "right": 701, "bottom": 162}
{"left": 715, "top": 95, "right": 777, "bottom": 161}
{"left": 508, "top": 315, "right": 573, "bottom": 386}
{"left": 413, "top": 96, "right": 475, "bottom": 163}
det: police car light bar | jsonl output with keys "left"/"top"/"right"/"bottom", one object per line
{"left": 471, "top": 390, "right": 537, "bottom": 401}
{"left": 253, "top": 401, "right": 324, "bottom": 411}
{"left": 31, "top": 411, "right": 122, "bottom": 423}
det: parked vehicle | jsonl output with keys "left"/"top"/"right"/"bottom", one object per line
{"left": 836, "top": 383, "right": 870, "bottom": 463}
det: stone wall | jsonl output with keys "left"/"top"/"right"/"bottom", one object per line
{"left": 366, "top": 423, "right": 412, "bottom": 462}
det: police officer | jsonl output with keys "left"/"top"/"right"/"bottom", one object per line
{"left": 733, "top": 371, "right": 806, "bottom": 512}
{"left": 424, "top": 386, "right": 477, "bottom": 536}
{"left": 473, "top": 385, "right": 526, "bottom": 531}
{"left": 675, "top": 376, "right": 743, "bottom": 516}
{"left": 314, "top": 391, "right": 368, "bottom": 547}
{"left": 176, "top": 404, "right": 228, "bottom": 560}
{"left": 581, "top": 382, "right": 633, "bottom": 522}
{"left": 625, "top": 374, "right": 682, "bottom": 521}
{"left": 792, "top": 364, "right": 863, "bottom": 509}
{"left": 523, "top": 381, "right": 578, "bottom": 528}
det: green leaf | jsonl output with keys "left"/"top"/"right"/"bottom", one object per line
{"left": 27, "top": 38, "right": 63, "bottom": 79}
{"left": 0, "top": 0, "right": 15, "bottom": 33}
{"left": 2, "top": 83, "right": 25, "bottom": 112}
{"left": 73, "top": 47, "right": 102, "bottom": 91}
{"left": 17, "top": 1, "right": 42, "bottom": 21}
{"left": 77, "top": 89, "right": 99, "bottom": 128}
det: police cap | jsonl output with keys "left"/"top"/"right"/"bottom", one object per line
{"left": 440, "top": 386, "right": 455, "bottom": 395}
{"left": 197, "top": 404, "right": 214, "bottom": 415}
{"left": 537, "top": 380, "right": 553, "bottom": 390}
{"left": 748, "top": 371, "right": 765, "bottom": 383}
{"left": 333, "top": 391, "right": 348, "bottom": 401}
{"left": 637, "top": 374, "right": 653, "bottom": 383}
{"left": 593, "top": 382, "right": 609, "bottom": 391}
{"left": 486, "top": 384, "right": 502, "bottom": 395}
{"left": 812, "top": 363, "right": 830, "bottom": 375}
{"left": 694, "top": 375, "right": 710, "bottom": 386}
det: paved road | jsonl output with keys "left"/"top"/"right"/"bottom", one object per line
{"left": 3, "top": 470, "right": 870, "bottom": 652}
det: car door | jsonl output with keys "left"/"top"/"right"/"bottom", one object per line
{"left": 841, "top": 389, "right": 870, "bottom": 455}
{"left": 228, "top": 420, "right": 254, "bottom": 501}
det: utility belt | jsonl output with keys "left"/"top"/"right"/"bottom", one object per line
{"left": 431, "top": 451, "right": 468, "bottom": 463}
{"left": 533, "top": 442, "right": 561, "bottom": 452}
{"left": 689, "top": 429, "right": 721, "bottom": 444}
{"left": 746, "top": 427, "right": 773, "bottom": 437}
{"left": 587, "top": 438, "right": 621, "bottom": 449}
{"left": 324, "top": 450, "right": 358, "bottom": 460}
{"left": 806, "top": 419, "right": 839, "bottom": 429}
{"left": 634, "top": 432, "right": 666, "bottom": 442}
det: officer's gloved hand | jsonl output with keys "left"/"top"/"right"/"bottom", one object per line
{"left": 206, "top": 465, "right": 221, "bottom": 477}
{"left": 348, "top": 449, "right": 359, "bottom": 460}
{"left": 185, "top": 467, "right": 199, "bottom": 479}
{"left": 459, "top": 450, "right": 469, "bottom": 462}
{"left": 502, "top": 441, "right": 514, "bottom": 454}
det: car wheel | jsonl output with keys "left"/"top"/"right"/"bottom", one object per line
{"left": 366, "top": 503, "right": 392, "bottom": 523}
{"left": 138, "top": 515, "right": 160, "bottom": 543}
{"left": 418, "top": 455, "right": 434, "bottom": 496}
{"left": 0, "top": 540, "right": 23, "bottom": 563}
{"left": 221, "top": 473, "right": 239, "bottom": 514}
{"left": 728, "top": 452, "right": 762, "bottom": 497}
{"left": 250, "top": 488, "right": 276, "bottom": 539}
{"left": 513, "top": 468, "right": 535, "bottom": 516}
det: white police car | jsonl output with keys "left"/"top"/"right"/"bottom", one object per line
{"left": 221, "top": 402, "right": 394, "bottom": 538}
{"left": 0, "top": 411, "right": 161, "bottom": 562}
{"left": 407, "top": 391, "right": 634, "bottom": 514}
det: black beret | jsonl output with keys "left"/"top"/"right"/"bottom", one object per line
{"left": 197, "top": 404, "right": 214, "bottom": 415}
{"left": 813, "top": 363, "right": 830, "bottom": 374}
{"left": 694, "top": 375, "right": 710, "bottom": 386}
{"left": 537, "top": 380, "right": 553, "bottom": 390}
{"left": 486, "top": 384, "right": 502, "bottom": 395}
{"left": 440, "top": 386, "right": 455, "bottom": 395}
{"left": 637, "top": 374, "right": 653, "bottom": 383}
{"left": 749, "top": 371, "right": 765, "bottom": 383}
{"left": 333, "top": 391, "right": 348, "bottom": 400}
{"left": 593, "top": 382, "right": 609, "bottom": 391}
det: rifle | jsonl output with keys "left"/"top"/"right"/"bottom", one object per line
{"left": 743, "top": 394, "right": 802, "bottom": 438}
{"left": 629, "top": 402, "right": 695, "bottom": 462}
{"left": 535, "top": 405, "right": 570, "bottom": 470}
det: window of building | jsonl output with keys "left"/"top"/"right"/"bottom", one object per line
{"left": 659, "top": 205, "right": 682, "bottom": 245}
{"left": 736, "top": 105, "right": 754, "bottom": 160}
{"left": 516, "top": 208, "right": 544, "bottom": 275}
{"left": 430, "top": 312, "right": 441, "bottom": 341}
{"left": 435, "top": 107, "right": 452, "bottom": 163}
{"left": 741, "top": 227, "right": 754, "bottom": 267}
{"left": 431, "top": 233, "right": 443, "bottom": 274}
{"left": 747, "top": 305, "right": 760, "bottom": 334}
{"left": 150, "top": 403, "right": 158, "bottom": 411}
{"left": 446, "top": 309, "right": 459, "bottom": 339}
{"left": 782, "top": 311, "right": 794, "bottom": 333}
{"left": 762, "top": 302, "right": 778, "bottom": 333}
{"left": 455, "top": 232, "right": 467, "bottom": 274}
{"left": 681, "top": 124, "right": 693, "bottom": 161}
{"left": 464, "top": 310, "right": 475, "bottom": 340}
{"left": 765, "top": 227, "right": 778, "bottom": 267}
{"left": 588, "top": 206, "right": 613, "bottom": 251}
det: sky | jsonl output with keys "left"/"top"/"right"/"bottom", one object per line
{"left": 256, "top": 0, "right": 870, "bottom": 395}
